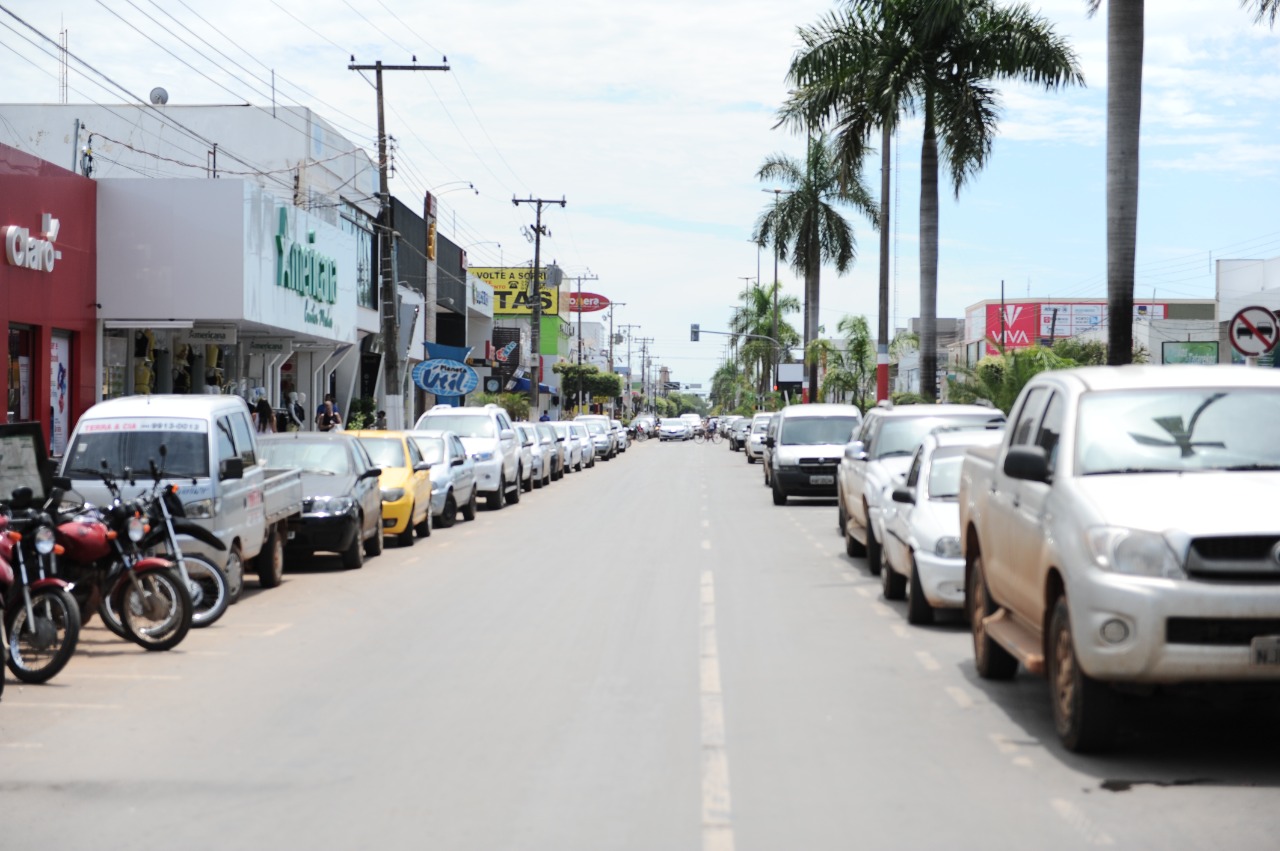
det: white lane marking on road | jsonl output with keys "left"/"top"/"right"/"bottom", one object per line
{"left": 813, "top": 542, "right": 826, "bottom": 551}
{"left": 854, "top": 586, "right": 873, "bottom": 597}
{"left": 1051, "top": 799, "right": 1115, "bottom": 846}
{"left": 945, "top": 687, "right": 974, "bottom": 709}
{"left": 1, "top": 742, "right": 43, "bottom": 749}
{"left": 989, "top": 733, "right": 1018, "bottom": 755}
{"left": 5, "top": 702, "right": 122, "bottom": 710}
{"left": 915, "top": 651, "right": 940, "bottom": 671}
{"left": 64, "top": 673, "right": 181, "bottom": 681}
{"left": 872, "top": 602, "right": 895, "bottom": 617}
{"left": 702, "top": 540, "right": 712, "bottom": 551}
{"left": 261, "top": 623, "right": 293, "bottom": 637}
{"left": 700, "top": 571, "right": 735, "bottom": 851}
{"left": 890, "top": 623, "right": 910, "bottom": 638}
{"left": 1013, "top": 756, "right": 1035, "bottom": 769}
{"left": 702, "top": 519, "right": 710, "bottom": 528}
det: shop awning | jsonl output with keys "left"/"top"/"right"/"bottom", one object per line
{"left": 509, "top": 377, "right": 553, "bottom": 394}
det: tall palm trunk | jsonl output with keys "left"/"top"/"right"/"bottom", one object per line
{"left": 806, "top": 236, "right": 821, "bottom": 401}
{"left": 1107, "top": 0, "right": 1142, "bottom": 365}
{"left": 877, "top": 124, "right": 891, "bottom": 403}
{"left": 919, "top": 90, "right": 940, "bottom": 401}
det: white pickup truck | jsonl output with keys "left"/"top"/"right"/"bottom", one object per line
{"left": 959, "top": 365, "right": 1280, "bottom": 751}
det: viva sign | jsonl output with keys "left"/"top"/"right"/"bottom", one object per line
{"left": 276, "top": 208, "right": 338, "bottom": 329}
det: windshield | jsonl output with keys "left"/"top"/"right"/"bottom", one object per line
{"left": 661, "top": 419, "right": 684, "bottom": 428}
{"left": 412, "top": 437, "right": 445, "bottom": 465}
{"left": 1078, "top": 388, "right": 1280, "bottom": 475}
{"left": 421, "top": 414, "right": 496, "bottom": 439}
{"left": 357, "top": 437, "right": 406, "bottom": 469}
{"left": 926, "top": 452, "right": 966, "bottom": 499}
{"left": 587, "top": 422, "right": 608, "bottom": 435}
{"left": 259, "top": 440, "right": 350, "bottom": 475}
{"left": 875, "top": 415, "right": 1003, "bottom": 460}
{"left": 751, "top": 419, "right": 770, "bottom": 434}
{"left": 553, "top": 424, "right": 570, "bottom": 439}
{"left": 781, "top": 416, "right": 861, "bottom": 446}
{"left": 65, "top": 428, "right": 209, "bottom": 479}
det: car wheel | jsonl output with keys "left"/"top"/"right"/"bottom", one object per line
{"left": 521, "top": 466, "right": 533, "bottom": 492}
{"left": 771, "top": 477, "right": 787, "bottom": 506}
{"left": 255, "top": 525, "right": 285, "bottom": 589}
{"left": 882, "top": 554, "right": 906, "bottom": 600}
{"left": 906, "top": 556, "right": 935, "bottom": 626}
{"left": 508, "top": 471, "right": 522, "bottom": 503}
{"left": 969, "top": 552, "right": 1018, "bottom": 680}
{"left": 224, "top": 546, "right": 245, "bottom": 603}
{"left": 1047, "top": 596, "right": 1118, "bottom": 752}
{"left": 844, "top": 518, "right": 866, "bottom": 558}
{"left": 865, "top": 505, "right": 882, "bottom": 576}
{"left": 837, "top": 501, "right": 847, "bottom": 537}
{"left": 438, "top": 494, "right": 458, "bottom": 528}
{"left": 746, "top": 454, "right": 755, "bottom": 464}
{"left": 462, "top": 488, "right": 478, "bottom": 521}
{"left": 488, "top": 477, "right": 506, "bottom": 510}
{"left": 414, "top": 508, "right": 432, "bottom": 538}
{"left": 364, "top": 516, "right": 383, "bottom": 556}
{"left": 399, "top": 507, "right": 417, "bottom": 547}
{"left": 342, "top": 525, "right": 365, "bottom": 569}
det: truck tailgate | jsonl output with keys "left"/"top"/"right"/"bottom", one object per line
{"left": 262, "top": 468, "right": 303, "bottom": 525}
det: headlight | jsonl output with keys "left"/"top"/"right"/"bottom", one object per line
{"left": 312, "top": 496, "right": 356, "bottom": 514}
{"left": 1085, "top": 527, "right": 1186, "bottom": 579}
{"left": 472, "top": 451, "right": 494, "bottom": 462}
{"left": 184, "top": 498, "right": 215, "bottom": 519}
{"left": 127, "top": 516, "right": 146, "bottom": 543}
{"left": 934, "top": 536, "right": 962, "bottom": 559}
{"left": 34, "top": 526, "right": 56, "bottom": 554}
{"left": 381, "top": 488, "right": 405, "bottom": 503}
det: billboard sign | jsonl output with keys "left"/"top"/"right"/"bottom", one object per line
{"left": 468, "top": 267, "right": 560, "bottom": 315}
{"left": 1162, "top": 341, "right": 1220, "bottom": 365}
{"left": 567, "top": 292, "right": 610, "bottom": 312}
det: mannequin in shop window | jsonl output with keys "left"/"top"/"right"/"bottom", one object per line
{"left": 287, "top": 392, "right": 306, "bottom": 431}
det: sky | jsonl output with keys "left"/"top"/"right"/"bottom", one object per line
{"left": 2, "top": 0, "right": 1279, "bottom": 390}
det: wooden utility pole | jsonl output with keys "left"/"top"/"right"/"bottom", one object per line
{"left": 349, "top": 58, "right": 449, "bottom": 428}
{"left": 512, "top": 196, "right": 566, "bottom": 413}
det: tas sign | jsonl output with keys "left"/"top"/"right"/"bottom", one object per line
{"left": 413, "top": 358, "right": 480, "bottom": 396}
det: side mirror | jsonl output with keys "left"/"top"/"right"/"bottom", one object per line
{"left": 1003, "top": 446, "right": 1050, "bottom": 483}
{"left": 413, "top": 462, "right": 430, "bottom": 472}
{"left": 52, "top": 475, "right": 72, "bottom": 491}
{"left": 766, "top": 436, "right": 776, "bottom": 448}
{"left": 220, "top": 458, "right": 244, "bottom": 481}
{"left": 499, "top": 428, "right": 515, "bottom": 441}
{"left": 891, "top": 486, "right": 915, "bottom": 505}
{"left": 844, "top": 441, "right": 868, "bottom": 462}
{"left": 360, "top": 467, "right": 382, "bottom": 480}
{"left": 451, "top": 457, "right": 465, "bottom": 467}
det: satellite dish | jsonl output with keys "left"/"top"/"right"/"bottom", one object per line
{"left": 149, "top": 87, "right": 169, "bottom": 105}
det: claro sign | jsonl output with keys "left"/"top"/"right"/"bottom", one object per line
{"left": 3, "top": 214, "right": 62, "bottom": 273}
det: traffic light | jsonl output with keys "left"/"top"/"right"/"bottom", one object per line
{"left": 690, "top": 323, "right": 700, "bottom": 342}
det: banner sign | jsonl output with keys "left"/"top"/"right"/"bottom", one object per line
{"left": 468, "top": 267, "right": 559, "bottom": 316}
{"left": 413, "top": 359, "right": 480, "bottom": 396}
{"left": 567, "top": 292, "right": 610, "bottom": 313}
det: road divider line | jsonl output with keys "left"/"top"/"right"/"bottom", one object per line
{"left": 700, "top": 570, "right": 735, "bottom": 851}
{"left": 5, "top": 702, "right": 122, "bottom": 710}
{"left": 944, "top": 687, "right": 974, "bottom": 709}
{"left": 1051, "top": 798, "right": 1115, "bottom": 846}
{"left": 890, "top": 623, "right": 910, "bottom": 638}
{"left": 872, "top": 602, "right": 895, "bottom": 618}
{"left": 65, "top": 673, "right": 181, "bottom": 681}
{"left": 854, "top": 587, "right": 873, "bottom": 598}
{"left": 702, "top": 540, "right": 712, "bottom": 551}
{"left": 261, "top": 623, "right": 293, "bottom": 637}
{"left": 915, "top": 651, "right": 940, "bottom": 671}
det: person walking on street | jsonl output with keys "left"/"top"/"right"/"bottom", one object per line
{"left": 253, "top": 397, "right": 275, "bottom": 433}
{"left": 539, "top": 410, "right": 551, "bottom": 422}
{"left": 316, "top": 399, "right": 342, "bottom": 432}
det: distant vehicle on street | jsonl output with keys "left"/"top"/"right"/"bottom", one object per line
{"left": 659, "top": 418, "right": 692, "bottom": 441}
{"left": 764, "top": 403, "right": 863, "bottom": 505}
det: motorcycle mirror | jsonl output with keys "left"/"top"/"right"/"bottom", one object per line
{"left": 159, "top": 444, "right": 168, "bottom": 458}
{"left": 51, "top": 475, "right": 71, "bottom": 491}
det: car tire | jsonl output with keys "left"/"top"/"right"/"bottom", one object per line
{"left": 508, "top": 472, "right": 522, "bottom": 504}
{"left": 342, "top": 525, "right": 365, "bottom": 569}
{"left": 837, "top": 501, "right": 847, "bottom": 537}
{"left": 968, "top": 552, "right": 1018, "bottom": 680}
{"left": 224, "top": 546, "right": 245, "bottom": 603}
{"left": 906, "top": 556, "right": 935, "bottom": 626}
{"left": 747, "top": 454, "right": 755, "bottom": 464}
{"left": 364, "top": 517, "right": 383, "bottom": 557}
{"left": 461, "top": 488, "right": 478, "bottom": 522}
{"left": 845, "top": 519, "right": 866, "bottom": 558}
{"left": 256, "top": 525, "right": 285, "bottom": 589}
{"left": 1047, "top": 596, "right": 1117, "bottom": 752}
{"left": 489, "top": 477, "right": 506, "bottom": 510}
{"left": 771, "top": 477, "right": 787, "bottom": 506}
{"left": 415, "top": 508, "right": 432, "bottom": 538}
{"left": 438, "top": 494, "right": 458, "bottom": 528}
{"left": 521, "top": 467, "right": 532, "bottom": 492}
{"left": 882, "top": 556, "right": 906, "bottom": 600}
{"left": 399, "top": 508, "right": 417, "bottom": 547}
{"left": 865, "top": 507, "right": 883, "bottom": 576}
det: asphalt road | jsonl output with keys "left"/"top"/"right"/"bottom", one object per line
{"left": 3, "top": 435, "right": 1279, "bottom": 850}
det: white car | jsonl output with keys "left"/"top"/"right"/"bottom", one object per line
{"left": 576, "top": 414, "right": 617, "bottom": 459}
{"left": 658, "top": 418, "right": 691, "bottom": 441}
{"left": 513, "top": 422, "right": 540, "bottom": 490}
{"left": 881, "top": 428, "right": 1004, "bottom": 623}
{"left": 407, "top": 429, "right": 480, "bottom": 527}
{"left": 744, "top": 412, "right": 772, "bottom": 463}
{"left": 550, "top": 421, "right": 583, "bottom": 472}
{"left": 415, "top": 404, "right": 521, "bottom": 509}
{"left": 680, "top": 412, "right": 704, "bottom": 435}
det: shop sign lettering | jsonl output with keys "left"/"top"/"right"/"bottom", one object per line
{"left": 3, "top": 214, "right": 62, "bottom": 273}
{"left": 412, "top": 358, "right": 479, "bottom": 395}
{"left": 276, "top": 208, "right": 338, "bottom": 330}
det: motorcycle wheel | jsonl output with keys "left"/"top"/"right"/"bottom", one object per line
{"left": 181, "top": 554, "right": 230, "bottom": 629}
{"left": 117, "top": 568, "right": 193, "bottom": 652}
{"left": 6, "top": 586, "right": 81, "bottom": 684}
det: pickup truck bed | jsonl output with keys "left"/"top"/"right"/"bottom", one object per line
{"left": 262, "top": 468, "right": 303, "bottom": 526}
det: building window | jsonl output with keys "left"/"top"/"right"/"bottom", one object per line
{"left": 8, "top": 325, "right": 33, "bottom": 421}
{"left": 342, "top": 202, "right": 376, "bottom": 310}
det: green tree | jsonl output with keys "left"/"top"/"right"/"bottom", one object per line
{"left": 468, "top": 392, "right": 530, "bottom": 423}
{"left": 729, "top": 282, "right": 801, "bottom": 396}
{"left": 1050, "top": 338, "right": 1107, "bottom": 365}
{"left": 782, "top": 0, "right": 1081, "bottom": 400}
{"left": 805, "top": 314, "right": 876, "bottom": 412}
{"left": 946, "top": 345, "right": 1072, "bottom": 414}
{"left": 753, "top": 132, "right": 878, "bottom": 403}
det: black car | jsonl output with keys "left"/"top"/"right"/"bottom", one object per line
{"left": 258, "top": 433, "right": 384, "bottom": 569}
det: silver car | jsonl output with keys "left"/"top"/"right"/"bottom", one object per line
{"left": 550, "top": 421, "right": 583, "bottom": 472}
{"left": 534, "top": 422, "right": 562, "bottom": 482}
{"left": 513, "top": 422, "right": 538, "bottom": 491}
{"left": 408, "top": 429, "right": 479, "bottom": 527}
{"left": 570, "top": 422, "right": 596, "bottom": 468}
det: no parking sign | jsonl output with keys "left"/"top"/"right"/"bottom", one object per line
{"left": 1229, "top": 306, "right": 1279, "bottom": 358}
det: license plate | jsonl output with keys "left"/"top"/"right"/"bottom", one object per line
{"left": 810, "top": 475, "right": 834, "bottom": 486}
{"left": 1250, "top": 635, "right": 1280, "bottom": 665}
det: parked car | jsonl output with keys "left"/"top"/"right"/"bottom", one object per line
{"left": 960, "top": 365, "right": 1280, "bottom": 752}
{"left": 257, "top": 433, "right": 384, "bottom": 568}
{"left": 408, "top": 430, "right": 479, "bottom": 527}
{"left": 550, "top": 421, "right": 583, "bottom": 472}
{"left": 520, "top": 421, "right": 553, "bottom": 487}
{"left": 414, "top": 404, "right": 520, "bottom": 509}
{"left": 610, "top": 419, "right": 629, "bottom": 452}
{"left": 570, "top": 422, "right": 596, "bottom": 468}
{"left": 536, "top": 422, "right": 566, "bottom": 480}
{"left": 839, "top": 404, "right": 1005, "bottom": 573}
{"left": 765, "top": 403, "right": 864, "bottom": 505}
{"left": 719, "top": 415, "right": 744, "bottom": 438}
{"left": 744, "top": 412, "right": 773, "bottom": 463}
{"left": 680, "top": 412, "right": 704, "bottom": 436}
{"left": 761, "top": 410, "right": 784, "bottom": 485}
{"left": 580, "top": 418, "right": 616, "bottom": 459}
{"left": 59, "top": 394, "right": 303, "bottom": 599}
{"left": 351, "top": 430, "right": 433, "bottom": 545}
{"left": 728, "top": 417, "right": 751, "bottom": 451}
{"left": 880, "top": 427, "right": 1004, "bottom": 623}
{"left": 658, "top": 418, "right": 692, "bottom": 441}
{"left": 513, "top": 423, "right": 539, "bottom": 490}
{"left": 632, "top": 415, "right": 657, "bottom": 438}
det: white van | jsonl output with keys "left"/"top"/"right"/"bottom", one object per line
{"left": 59, "top": 395, "right": 302, "bottom": 599}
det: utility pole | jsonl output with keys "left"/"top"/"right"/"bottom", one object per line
{"left": 349, "top": 57, "right": 449, "bottom": 429}
{"left": 619, "top": 323, "right": 641, "bottom": 412}
{"left": 512, "top": 195, "right": 566, "bottom": 413}
{"left": 566, "top": 272, "right": 599, "bottom": 370}
{"left": 605, "top": 301, "right": 626, "bottom": 416}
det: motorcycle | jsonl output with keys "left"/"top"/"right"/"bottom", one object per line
{"left": 2, "top": 486, "right": 82, "bottom": 684}
{"left": 54, "top": 467, "right": 194, "bottom": 652}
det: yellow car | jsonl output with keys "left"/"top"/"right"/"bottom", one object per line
{"left": 351, "top": 430, "right": 433, "bottom": 545}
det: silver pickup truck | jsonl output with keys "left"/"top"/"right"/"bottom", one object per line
{"left": 959, "top": 365, "right": 1280, "bottom": 752}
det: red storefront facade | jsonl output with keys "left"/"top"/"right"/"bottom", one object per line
{"left": 0, "top": 143, "right": 97, "bottom": 453}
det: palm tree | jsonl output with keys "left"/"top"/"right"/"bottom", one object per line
{"left": 729, "top": 282, "right": 801, "bottom": 397}
{"left": 805, "top": 314, "right": 876, "bottom": 412}
{"left": 782, "top": 0, "right": 1081, "bottom": 400}
{"left": 753, "top": 132, "right": 877, "bottom": 403}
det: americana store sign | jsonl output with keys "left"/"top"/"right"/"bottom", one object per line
{"left": 468, "top": 267, "right": 560, "bottom": 316}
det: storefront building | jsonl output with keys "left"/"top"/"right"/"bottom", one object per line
{"left": 97, "top": 178, "right": 362, "bottom": 425}
{"left": 0, "top": 143, "right": 98, "bottom": 453}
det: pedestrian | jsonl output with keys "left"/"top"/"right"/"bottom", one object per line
{"left": 539, "top": 410, "right": 551, "bottom": 422}
{"left": 253, "top": 397, "right": 275, "bottom": 433}
{"left": 316, "top": 399, "right": 342, "bottom": 432}
{"left": 374, "top": 410, "right": 388, "bottom": 430}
